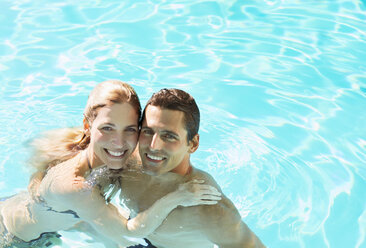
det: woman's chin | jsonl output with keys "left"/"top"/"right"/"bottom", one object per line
{"left": 106, "top": 163, "right": 125, "bottom": 170}
{"left": 101, "top": 153, "right": 129, "bottom": 170}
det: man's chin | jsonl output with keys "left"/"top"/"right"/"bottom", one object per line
{"left": 142, "top": 169, "right": 157, "bottom": 176}
{"left": 142, "top": 165, "right": 160, "bottom": 176}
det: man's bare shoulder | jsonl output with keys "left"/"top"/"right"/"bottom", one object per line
{"left": 185, "top": 168, "right": 237, "bottom": 221}
{"left": 189, "top": 167, "right": 221, "bottom": 188}
{"left": 187, "top": 167, "right": 252, "bottom": 239}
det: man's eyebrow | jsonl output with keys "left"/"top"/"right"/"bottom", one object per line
{"left": 141, "top": 127, "right": 178, "bottom": 136}
{"left": 161, "top": 130, "right": 179, "bottom": 137}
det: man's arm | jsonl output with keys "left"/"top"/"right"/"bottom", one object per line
{"left": 200, "top": 198, "right": 265, "bottom": 248}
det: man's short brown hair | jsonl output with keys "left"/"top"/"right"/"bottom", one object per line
{"left": 142, "top": 88, "right": 200, "bottom": 142}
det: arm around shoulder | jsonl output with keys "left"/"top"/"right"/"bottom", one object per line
{"left": 63, "top": 179, "right": 222, "bottom": 246}
{"left": 65, "top": 184, "right": 182, "bottom": 245}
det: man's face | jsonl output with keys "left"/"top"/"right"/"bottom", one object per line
{"left": 139, "top": 105, "right": 195, "bottom": 175}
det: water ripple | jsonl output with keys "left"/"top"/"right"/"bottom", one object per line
{"left": 1, "top": 0, "right": 366, "bottom": 247}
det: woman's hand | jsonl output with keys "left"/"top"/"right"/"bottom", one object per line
{"left": 172, "top": 179, "right": 222, "bottom": 207}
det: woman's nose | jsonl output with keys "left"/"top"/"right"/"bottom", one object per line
{"left": 111, "top": 133, "right": 125, "bottom": 148}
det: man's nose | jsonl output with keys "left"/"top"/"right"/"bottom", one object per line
{"left": 150, "top": 133, "right": 163, "bottom": 150}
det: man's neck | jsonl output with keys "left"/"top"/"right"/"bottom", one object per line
{"left": 152, "top": 164, "right": 193, "bottom": 183}
{"left": 171, "top": 163, "right": 192, "bottom": 176}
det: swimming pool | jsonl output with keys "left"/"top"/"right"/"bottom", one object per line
{"left": 1, "top": 0, "right": 365, "bottom": 247}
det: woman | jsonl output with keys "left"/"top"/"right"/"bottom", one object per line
{"left": 0, "top": 80, "right": 221, "bottom": 247}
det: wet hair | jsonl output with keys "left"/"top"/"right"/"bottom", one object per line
{"left": 142, "top": 88, "right": 200, "bottom": 142}
{"left": 83, "top": 80, "right": 141, "bottom": 124}
{"left": 29, "top": 80, "right": 141, "bottom": 172}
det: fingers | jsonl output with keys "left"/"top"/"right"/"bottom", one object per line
{"left": 195, "top": 185, "right": 221, "bottom": 194}
{"left": 176, "top": 179, "right": 223, "bottom": 207}
{"left": 199, "top": 192, "right": 222, "bottom": 199}
{"left": 192, "top": 185, "right": 222, "bottom": 203}
{"left": 198, "top": 200, "right": 220, "bottom": 205}
{"left": 194, "top": 188, "right": 221, "bottom": 197}
{"left": 187, "top": 196, "right": 221, "bottom": 207}
{"left": 180, "top": 179, "right": 221, "bottom": 195}
{"left": 191, "top": 179, "right": 205, "bottom": 184}
{"left": 188, "top": 184, "right": 221, "bottom": 196}
{"left": 195, "top": 192, "right": 222, "bottom": 201}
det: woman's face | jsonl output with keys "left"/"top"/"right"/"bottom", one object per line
{"left": 87, "top": 103, "right": 139, "bottom": 170}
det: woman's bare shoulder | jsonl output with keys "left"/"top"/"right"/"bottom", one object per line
{"left": 39, "top": 159, "right": 86, "bottom": 199}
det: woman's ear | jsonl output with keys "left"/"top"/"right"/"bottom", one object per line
{"left": 189, "top": 134, "right": 200, "bottom": 153}
{"left": 83, "top": 118, "right": 90, "bottom": 136}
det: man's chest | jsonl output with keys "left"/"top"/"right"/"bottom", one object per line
{"left": 121, "top": 176, "right": 180, "bottom": 211}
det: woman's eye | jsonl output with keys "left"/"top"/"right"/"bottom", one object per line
{"left": 126, "top": 127, "right": 137, "bottom": 133}
{"left": 101, "top": 126, "right": 112, "bottom": 131}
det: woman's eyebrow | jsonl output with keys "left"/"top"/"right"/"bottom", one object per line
{"left": 102, "top": 122, "right": 115, "bottom": 126}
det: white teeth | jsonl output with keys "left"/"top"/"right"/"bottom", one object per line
{"left": 107, "top": 150, "right": 125, "bottom": 157}
{"left": 147, "top": 154, "right": 164, "bottom": 161}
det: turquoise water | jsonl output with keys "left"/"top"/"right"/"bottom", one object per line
{"left": 1, "top": 0, "right": 366, "bottom": 247}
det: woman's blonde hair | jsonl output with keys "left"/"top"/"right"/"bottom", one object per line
{"left": 29, "top": 80, "right": 141, "bottom": 172}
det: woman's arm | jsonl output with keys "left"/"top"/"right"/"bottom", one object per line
{"left": 125, "top": 179, "right": 221, "bottom": 237}
{"left": 66, "top": 180, "right": 221, "bottom": 245}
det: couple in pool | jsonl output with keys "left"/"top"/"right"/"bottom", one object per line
{"left": 0, "top": 80, "right": 265, "bottom": 248}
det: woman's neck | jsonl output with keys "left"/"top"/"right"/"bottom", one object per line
{"left": 84, "top": 147, "right": 104, "bottom": 170}
{"left": 75, "top": 149, "right": 97, "bottom": 178}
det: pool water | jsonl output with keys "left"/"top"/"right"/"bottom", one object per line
{"left": 1, "top": 0, "right": 365, "bottom": 247}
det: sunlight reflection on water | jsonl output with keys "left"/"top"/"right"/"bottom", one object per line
{"left": 0, "top": 0, "right": 365, "bottom": 247}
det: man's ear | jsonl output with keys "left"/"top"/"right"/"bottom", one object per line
{"left": 83, "top": 118, "right": 90, "bottom": 136}
{"left": 189, "top": 134, "right": 199, "bottom": 153}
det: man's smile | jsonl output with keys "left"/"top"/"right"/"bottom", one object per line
{"left": 145, "top": 153, "right": 167, "bottom": 163}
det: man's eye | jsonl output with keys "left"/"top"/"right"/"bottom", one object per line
{"left": 162, "top": 134, "right": 176, "bottom": 140}
{"left": 143, "top": 129, "right": 154, "bottom": 135}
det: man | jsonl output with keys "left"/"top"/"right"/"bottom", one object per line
{"left": 122, "top": 89, "right": 265, "bottom": 248}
